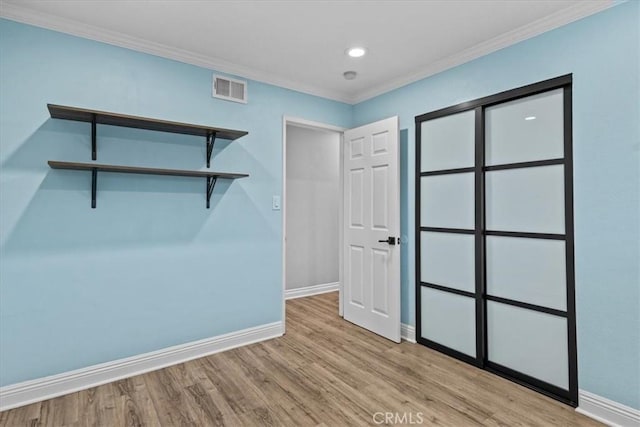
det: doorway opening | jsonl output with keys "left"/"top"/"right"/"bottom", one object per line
{"left": 282, "top": 115, "right": 402, "bottom": 343}
{"left": 282, "top": 117, "right": 346, "bottom": 326}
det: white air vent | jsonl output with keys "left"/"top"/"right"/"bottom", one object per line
{"left": 213, "top": 75, "right": 247, "bottom": 103}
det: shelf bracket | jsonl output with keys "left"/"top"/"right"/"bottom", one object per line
{"left": 206, "top": 176, "right": 217, "bottom": 209}
{"left": 91, "top": 169, "right": 97, "bottom": 208}
{"left": 206, "top": 131, "right": 217, "bottom": 168}
{"left": 91, "top": 114, "right": 97, "bottom": 161}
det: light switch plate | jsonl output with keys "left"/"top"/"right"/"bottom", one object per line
{"left": 272, "top": 195, "right": 281, "bottom": 210}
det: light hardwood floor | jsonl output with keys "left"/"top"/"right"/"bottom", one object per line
{"left": 0, "top": 292, "right": 601, "bottom": 426}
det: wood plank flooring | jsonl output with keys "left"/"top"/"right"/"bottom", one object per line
{"left": 0, "top": 292, "right": 601, "bottom": 426}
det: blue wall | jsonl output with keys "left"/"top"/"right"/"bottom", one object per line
{"left": 1, "top": 1, "right": 638, "bottom": 411}
{"left": 353, "top": 2, "right": 639, "bottom": 409}
{"left": 0, "top": 19, "right": 352, "bottom": 386}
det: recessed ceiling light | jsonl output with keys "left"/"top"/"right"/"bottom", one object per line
{"left": 343, "top": 71, "right": 357, "bottom": 80}
{"left": 346, "top": 47, "right": 367, "bottom": 58}
{"left": 525, "top": 116, "right": 537, "bottom": 121}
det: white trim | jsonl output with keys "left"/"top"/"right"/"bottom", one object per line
{"left": 0, "top": 1, "right": 614, "bottom": 105}
{"left": 576, "top": 390, "right": 640, "bottom": 427}
{"left": 352, "top": 0, "right": 615, "bottom": 103}
{"left": 0, "top": 2, "right": 351, "bottom": 104}
{"left": 285, "top": 282, "right": 340, "bottom": 300}
{"left": 0, "top": 321, "right": 283, "bottom": 412}
{"left": 338, "top": 128, "right": 345, "bottom": 318}
{"left": 401, "top": 323, "right": 416, "bottom": 343}
{"left": 282, "top": 116, "right": 288, "bottom": 329}
{"left": 284, "top": 116, "right": 347, "bottom": 134}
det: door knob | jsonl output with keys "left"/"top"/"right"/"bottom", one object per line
{"left": 378, "top": 237, "right": 397, "bottom": 245}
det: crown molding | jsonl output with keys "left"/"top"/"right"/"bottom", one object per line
{"left": 351, "top": 0, "right": 615, "bottom": 104}
{"left": 0, "top": 2, "right": 353, "bottom": 104}
{"left": 1, "top": 1, "right": 615, "bottom": 106}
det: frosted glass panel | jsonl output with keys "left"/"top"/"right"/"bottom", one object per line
{"left": 487, "top": 236, "right": 566, "bottom": 310}
{"left": 421, "top": 173, "right": 474, "bottom": 229}
{"left": 488, "top": 301, "right": 568, "bottom": 389}
{"left": 421, "top": 232, "right": 475, "bottom": 292}
{"left": 486, "top": 165, "right": 565, "bottom": 234}
{"left": 485, "top": 89, "right": 564, "bottom": 165}
{"left": 421, "top": 110, "right": 475, "bottom": 171}
{"left": 421, "top": 287, "right": 476, "bottom": 357}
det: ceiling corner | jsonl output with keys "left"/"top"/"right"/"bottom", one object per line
{"left": 350, "top": 0, "right": 615, "bottom": 105}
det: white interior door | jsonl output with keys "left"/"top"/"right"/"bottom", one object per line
{"left": 343, "top": 116, "right": 400, "bottom": 342}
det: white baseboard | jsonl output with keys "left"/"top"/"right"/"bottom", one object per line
{"left": 285, "top": 282, "right": 339, "bottom": 300}
{"left": 0, "top": 321, "right": 283, "bottom": 412}
{"left": 395, "top": 331, "right": 640, "bottom": 427}
{"left": 576, "top": 390, "right": 640, "bottom": 427}
{"left": 401, "top": 323, "right": 416, "bottom": 343}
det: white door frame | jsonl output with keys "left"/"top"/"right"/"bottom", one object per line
{"left": 282, "top": 116, "right": 347, "bottom": 330}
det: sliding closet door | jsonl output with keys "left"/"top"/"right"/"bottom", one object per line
{"left": 417, "top": 109, "right": 480, "bottom": 365}
{"left": 483, "top": 87, "right": 576, "bottom": 402}
{"left": 415, "top": 75, "right": 577, "bottom": 406}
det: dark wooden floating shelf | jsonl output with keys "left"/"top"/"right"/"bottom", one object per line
{"left": 48, "top": 161, "right": 249, "bottom": 180}
{"left": 48, "top": 104, "right": 248, "bottom": 140}
{"left": 47, "top": 104, "right": 249, "bottom": 209}
{"left": 49, "top": 161, "right": 248, "bottom": 209}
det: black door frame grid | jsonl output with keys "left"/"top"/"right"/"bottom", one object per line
{"left": 414, "top": 74, "right": 577, "bottom": 406}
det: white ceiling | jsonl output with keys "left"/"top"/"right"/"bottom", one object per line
{"left": 0, "top": 0, "right": 612, "bottom": 103}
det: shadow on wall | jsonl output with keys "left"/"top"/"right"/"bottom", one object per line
{"left": 399, "top": 128, "right": 411, "bottom": 322}
{"left": 1, "top": 118, "right": 267, "bottom": 254}
{"left": 1, "top": 118, "right": 241, "bottom": 171}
